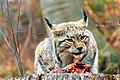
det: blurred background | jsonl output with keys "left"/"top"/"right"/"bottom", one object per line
{"left": 0, "top": 0, "right": 120, "bottom": 79}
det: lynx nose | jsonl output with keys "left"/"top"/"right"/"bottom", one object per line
{"left": 77, "top": 47, "right": 83, "bottom": 51}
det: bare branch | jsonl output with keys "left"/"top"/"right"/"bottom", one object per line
{"left": 0, "top": 30, "right": 15, "bottom": 53}
{"left": 5, "top": 0, "right": 24, "bottom": 77}
{"left": 16, "top": 0, "right": 22, "bottom": 55}
{"left": 0, "top": 0, "right": 4, "bottom": 15}
{"left": 22, "top": 0, "right": 33, "bottom": 54}
{"left": 22, "top": 23, "right": 32, "bottom": 54}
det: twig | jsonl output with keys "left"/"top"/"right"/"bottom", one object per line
{"left": 22, "top": 0, "right": 32, "bottom": 54}
{"left": 16, "top": 0, "right": 22, "bottom": 55}
{"left": 0, "top": 30, "right": 15, "bottom": 53}
{"left": 0, "top": 0, "right": 4, "bottom": 15}
{"left": 5, "top": 0, "right": 24, "bottom": 77}
{"left": 22, "top": 23, "right": 32, "bottom": 54}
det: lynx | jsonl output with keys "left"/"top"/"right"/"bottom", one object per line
{"left": 34, "top": 10, "right": 98, "bottom": 75}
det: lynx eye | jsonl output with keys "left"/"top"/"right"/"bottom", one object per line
{"left": 80, "top": 35, "right": 88, "bottom": 41}
{"left": 81, "top": 36, "right": 85, "bottom": 40}
{"left": 55, "top": 32, "right": 64, "bottom": 36}
{"left": 56, "top": 34, "right": 60, "bottom": 36}
{"left": 66, "top": 39, "right": 73, "bottom": 42}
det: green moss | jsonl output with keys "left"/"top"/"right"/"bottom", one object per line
{"left": 12, "top": 70, "right": 19, "bottom": 77}
{"left": 88, "top": 0, "right": 107, "bottom": 13}
{"left": 110, "top": 53, "right": 119, "bottom": 63}
{"left": 2, "top": 69, "right": 11, "bottom": 78}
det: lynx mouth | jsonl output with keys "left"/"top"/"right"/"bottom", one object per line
{"left": 71, "top": 52, "right": 83, "bottom": 55}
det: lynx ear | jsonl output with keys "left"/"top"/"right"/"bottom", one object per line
{"left": 83, "top": 9, "right": 88, "bottom": 23}
{"left": 44, "top": 17, "right": 53, "bottom": 29}
{"left": 78, "top": 9, "right": 88, "bottom": 27}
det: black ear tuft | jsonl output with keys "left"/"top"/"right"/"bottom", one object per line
{"left": 44, "top": 17, "right": 52, "bottom": 29}
{"left": 83, "top": 9, "right": 87, "bottom": 23}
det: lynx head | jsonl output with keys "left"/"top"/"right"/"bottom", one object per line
{"left": 44, "top": 10, "right": 95, "bottom": 67}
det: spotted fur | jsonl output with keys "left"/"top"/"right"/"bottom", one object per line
{"left": 34, "top": 11, "right": 98, "bottom": 75}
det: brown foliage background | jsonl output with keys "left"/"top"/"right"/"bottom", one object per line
{"left": 0, "top": 0, "right": 120, "bottom": 79}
